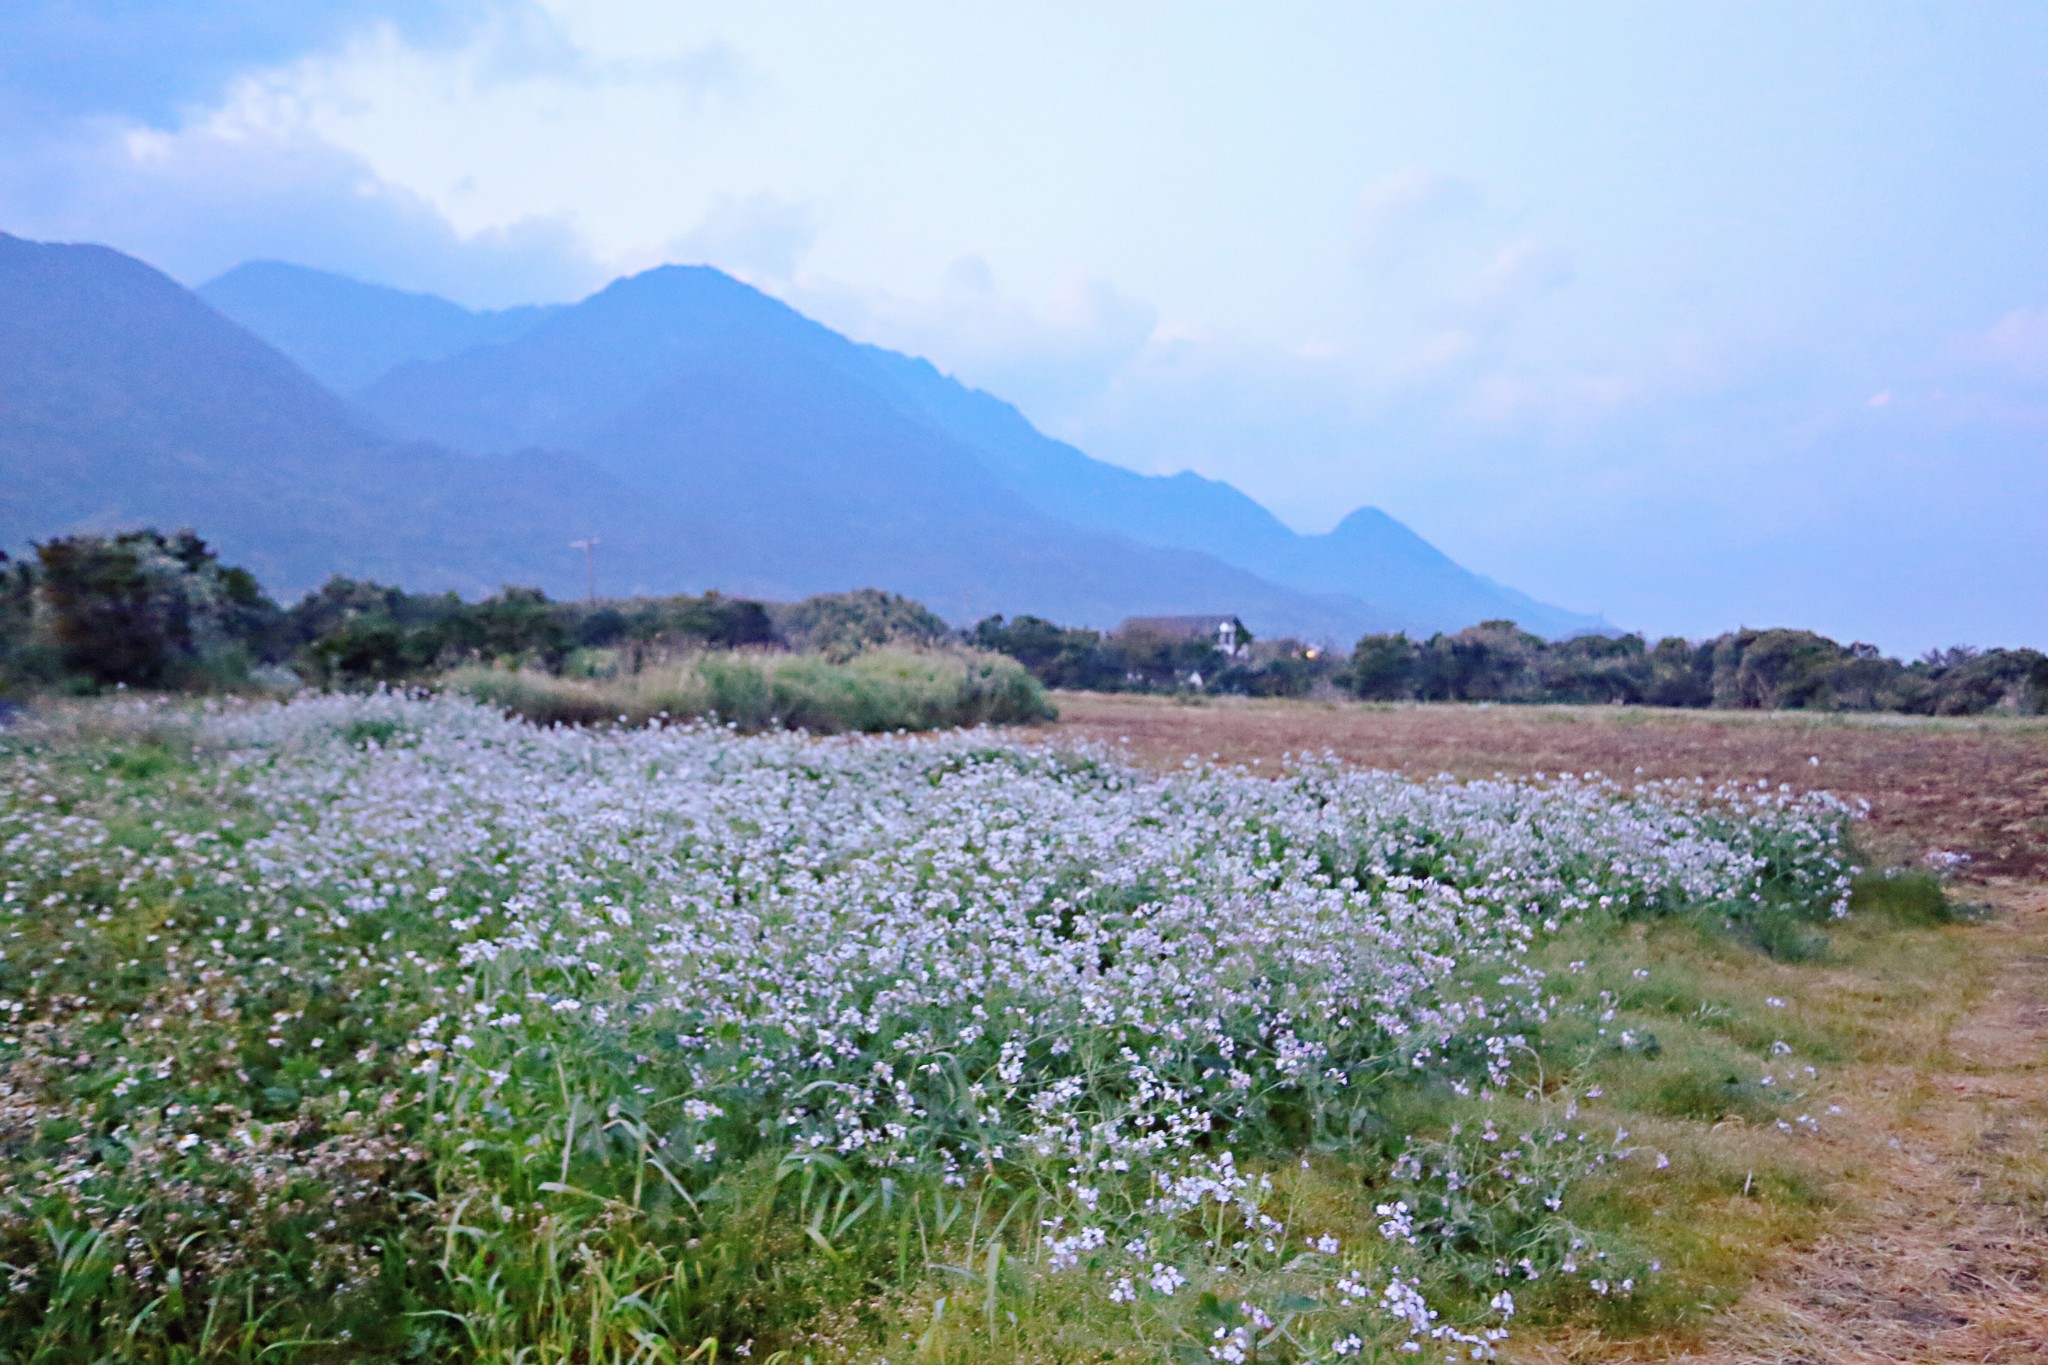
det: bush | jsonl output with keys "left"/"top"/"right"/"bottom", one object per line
{"left": 9, "top": 530, "right": 282, "bottom": 691}
{"left": 774, "top": 588, "right": 952, "bottom": 658}
{"left": 1348, "top": 632, "right": 1418, "bottom": 700}
{"left": 450, "top": 646, "right": 1053, "bottom": 733}
{"left": 290, "top": 583, "right": 789, "bottom": 687}
{"left": 562, "top": 590, "right": 778, "bottom": 653}
{"left": 970, "top": 614, "right": 1123, "bottom": 689}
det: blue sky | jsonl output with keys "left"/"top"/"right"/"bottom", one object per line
{"left": 5, "top": 1, "right": 2045, "bottom": 651}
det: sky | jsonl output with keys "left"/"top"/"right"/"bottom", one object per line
{"left": 4, "top": 1, "right": 2045, "bottom": 652}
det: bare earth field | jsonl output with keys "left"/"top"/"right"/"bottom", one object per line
{"left": 1041, "top": 694, "right": 2048, "bottom": 1363}
{"left": 1045, "top": 692, "right": 2048, "bottom": 878}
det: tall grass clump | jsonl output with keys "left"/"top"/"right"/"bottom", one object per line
{"left": 0, "top": 695, "right": 1859, "bottom": 1362}
{"left": 449, "top": 644, "right": 1053, "bottom": 732}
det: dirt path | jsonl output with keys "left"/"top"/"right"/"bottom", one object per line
{"left": 1651, "top": 881, "right": 2048, "bottom": 1364}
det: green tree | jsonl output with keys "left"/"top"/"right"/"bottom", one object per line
{"left": 1347, "top": 633, "right": 1418, "bottom": 700}
{"left": 34, "top": 530, "right": 280, "bottom": 688}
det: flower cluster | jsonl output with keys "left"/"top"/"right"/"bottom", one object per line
{"left": 0, "top": 694, "right": 1857, "bottom": 1359}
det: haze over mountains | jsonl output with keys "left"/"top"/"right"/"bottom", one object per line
{"left": 218, "top": 259, "right": 1604, "bottom": 638}
{"left": 2, "top": 231, "right": 1600, "bottom": 640}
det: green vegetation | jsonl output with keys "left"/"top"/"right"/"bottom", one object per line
{"left": 970, "top": 614, "right": 1331, "bottom": 696}
{"left": 773, "top": 588, "right": 953, "bottom": 659}
{"left": 7, "top": 528, "right": 2040, "bottom": 721}
{"left": 450, "top": 646, "right": 1053, "bottom": 733}
{"left": 0, "top": 531, "right": 284, "bottom": 694}
{"left": 0, "top": 530, "right": 1048, "bottom": 735}
{"left": 0, "top": 695, "right": 1937, "bottom": 1363}
{"left": 969, "top": 614, "right": 2047, "bottom": 714}
{"left": 1340, "top": 620, "right": 2048, "bottom": 715}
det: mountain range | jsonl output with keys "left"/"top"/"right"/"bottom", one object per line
{"left": 0, "top": 231, "right": 1601, "bottom": 640}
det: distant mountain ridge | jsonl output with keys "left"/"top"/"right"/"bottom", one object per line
{"left": 209, "top": 259, "right": 1597, "bottom": 637}
{"left": 199, "top": 262, "right": 560, "bottom": 392}
{"left": 3, "top": 237, "right": 1600, "bottom": 639}
{"left": 5, "top": 235, "right": 1406, "bottom": 638}
{"left": 0, "top": 234, "right": 653, "bottom": 598}
{"left": 844, "top": 345, "right": 1602, "bottom": 636}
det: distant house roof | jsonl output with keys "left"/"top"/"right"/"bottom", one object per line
{"left": 1115, "top": 615, "right": 1243, "bottom": 640}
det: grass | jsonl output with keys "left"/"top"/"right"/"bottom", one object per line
{"left": 0, "top": 694, "right": 2017, "bottom": 1363}
{"left": 1499, "top": 860, "right": 2035, "bottom": 1359}
{"left": 448, "top": 645, "right": 1053, "bottom": 734}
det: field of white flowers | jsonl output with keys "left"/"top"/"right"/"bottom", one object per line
{"left": 0, "top": 694, "right": 1858, "bottom": 1363}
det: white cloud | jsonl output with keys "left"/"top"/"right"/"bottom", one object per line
{"left": 0, "top": 113, "right": 604, "bottom": 306}
{"left": 1955, "top": 305, "right": 2048, "bottom": 383}
{"left": 667, "top": 193, "right": 816, "bottom": 282}
{"left": 1353, "top": 168, "right": 1481, "bottom": 265}
{"left": 788, "top": 265, "right": 1158, "bottom": 425}
{"left": 5, "top": 3, "right": 2041, "bottom": 651}
{"left": 1466, "top": 237, "right": 1574, "bottom": 313}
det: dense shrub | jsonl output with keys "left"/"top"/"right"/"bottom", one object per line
{"left": 450, "top": 645, "right": 1053, "bottom": 733}
{"left": 0, "top": 554, "right": 44, "bottom": 688}
{"left": 563, "top": 590, "right": 776, "bottom": 654}
{"left": 971, "top": 608, "right": 2044, "bottom": 716}
{"left": 1, "top": 531, "right": 283, "bottom": 692}
{"left": 969, "top": 614, "right": 1124, "bottom": 689}
{"left": 774, "top": 587, "right": 953, "bottom": 657}
{"left": 6, "top": 524, "right": 2041, "bottom": 720}
{"left": 285, "top": 577, "right": 467, "bottom": 685}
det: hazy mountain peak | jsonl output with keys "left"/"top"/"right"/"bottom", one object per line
{"left": 198, "top": 260, "right": 557, "bottom": 392}
{"left": 0, "top": 234, "right": 655, "bottom": 601}
{"left": 178, "top": 244, "right": 1603, "bottom": 637}
{"left": 1323, "top": 506, "right": 1451, "bottom": 560}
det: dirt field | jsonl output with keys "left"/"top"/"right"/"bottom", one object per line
{"left": 1043, "top": 692, "right": 2048, "bottom": 879}
{"left": 1043, "top": 693, "right": 2048, "bottom": 1362}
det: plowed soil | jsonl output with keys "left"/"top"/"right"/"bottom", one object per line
{"left": 1042, "top": 692, "right": 2048, "bottom": 879}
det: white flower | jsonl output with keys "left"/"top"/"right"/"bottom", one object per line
{"left": 1148, "top": 1263, "right": 1187, "bottom": 1296}
{"left": 41, "top": 689, "right": 1854, "bottom": 1364}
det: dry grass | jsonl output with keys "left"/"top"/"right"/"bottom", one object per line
{"left": 1646, "top": 881, "right": 2048, "bottom": 1365}
{"left": 1039, "top": 693, "right": 2048, "bottom": 1363}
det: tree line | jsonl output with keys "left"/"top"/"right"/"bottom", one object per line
{"left": 967, "top": 614, "right": 1328, "bottom": 696}
{"left": 969, "top": 612, "right": 2047, "bottom": 715}
{"left": 5, "top": 529, "right": 2042, "bottom": 717}
{"left": 0, "top": 530, "right": 952, "bottom": 696}
{"left": 1342, "top": 619, "right": 2047, "bottom": 714}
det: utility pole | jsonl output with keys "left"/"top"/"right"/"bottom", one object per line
{"left": 570, "top": 538, "right": 600, "bottom": 602}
